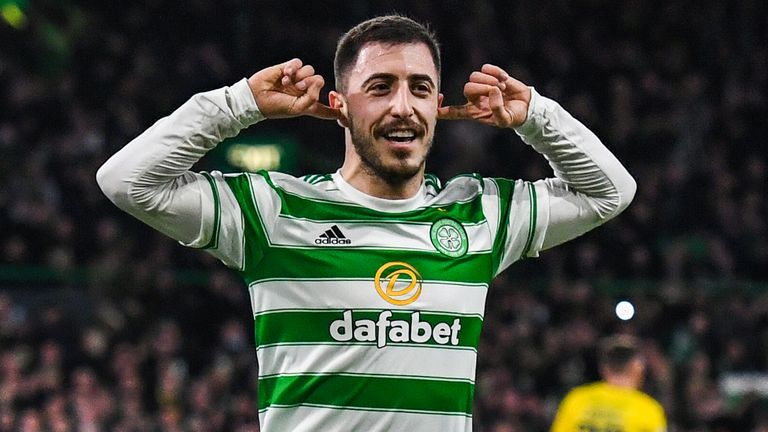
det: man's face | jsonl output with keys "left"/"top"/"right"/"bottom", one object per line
{"left": 337, "top": 42, "right": 443, "bottom": 184}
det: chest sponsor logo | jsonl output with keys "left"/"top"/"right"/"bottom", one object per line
{"left": 329, "top": 310, "right": 462, "bottom": 348}
{"left": 374, "top": 261, "right": 422, "bottom": 306}
{"left": 430, "top": 218, "right": 468, "bottom": 257}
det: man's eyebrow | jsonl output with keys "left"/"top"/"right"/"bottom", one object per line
{"left": 409, "top": 74, "right": 436, "bottom": 88}
{"left": 360, "top": 73, "right": 396, "bottom": 88}
{"left": 360, "top": 73, "right": 436, "bottom": 89}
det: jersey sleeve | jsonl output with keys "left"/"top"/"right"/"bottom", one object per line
{"left": 550, "top": 389, "right": 581, "bottom": 432}
{"left": 96, "top": 79, "right": 264, "bottom": 269}
{"left": 646, "top": 397, "right": 668, "bottom": 432}
{"left": 486, "top": 88, "right": 636, "bottom": 276}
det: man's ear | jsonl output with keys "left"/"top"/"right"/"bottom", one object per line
{"left": 329, "top": 91, "right": 350, "bottom": 128}
{"left": 438, "top": 93, "right": 445, "bottom": 108}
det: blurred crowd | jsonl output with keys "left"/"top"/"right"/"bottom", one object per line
{"left": 1, "top": 0, "right": 766, "bottom": 431}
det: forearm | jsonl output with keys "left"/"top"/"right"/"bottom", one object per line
{"left": 96, "top": 78, "right": 263, "bottom": 244}
{"left": 514, "top": 88, "right": 636, "bottom": 249}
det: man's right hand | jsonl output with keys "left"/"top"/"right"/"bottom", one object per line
{"left": 247, "top": 59, "right": 340, "bottom": 120}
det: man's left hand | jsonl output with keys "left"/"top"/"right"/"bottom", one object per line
{"left": 438, "top": 64, "right": 531, "bottom": 128}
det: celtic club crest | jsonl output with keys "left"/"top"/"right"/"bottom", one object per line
{"left": 430, "top": 218, "right": 469, "bottom": 258}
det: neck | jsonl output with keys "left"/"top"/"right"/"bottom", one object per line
{"left": 339, "top": 142, "right": 425, "bottom": 200}
{"left": 605, "top": 375, "right": 638, "bottom": 389}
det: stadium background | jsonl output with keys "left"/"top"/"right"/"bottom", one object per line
{"left": 1, "top": 0, "right": 766, "bottom": 430}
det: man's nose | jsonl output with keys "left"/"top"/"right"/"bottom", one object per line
{"left": 390, "top": 86, "right": 415, "bottom": 118}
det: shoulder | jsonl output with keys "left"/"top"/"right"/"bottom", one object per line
{"left": 567, "top": 382, "right": 602, "bottom": 398}
{"left": 433, "top": 173, "right": 487, "bottom": 200}
{"left": 631, "top": 390, "right": 666, "bottom": 427}
{"left": 634, "top": 390, "right": 665, "bottom": 413}
{"left": 237, "top": 171, "right": 337, "bottom": 194}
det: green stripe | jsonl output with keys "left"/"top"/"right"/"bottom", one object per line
{"left": 275, "top": 186, "right": 486, "bottom": 223}
{"left": 312, "top": 173, "right": 333, "bottom": 185}
{"left": 254, "top": 310, "right": 482, "bottom": 349}
{"left": 246, "top": 247, "right": 492, "bottom": 285}
{"left": 521, "top": 182, "right": 537, "bottom": 259}
{"left": 224, "top": 173, "right": 268, "bottom": 268}
{"left": 258, "top": 373, "right": 474, "bottom": 415}
{"left": 200, "top": 172, "right": 220, "bottom": 250}
{"left": 489, "top": 178, "right": 515, "bottom": 276}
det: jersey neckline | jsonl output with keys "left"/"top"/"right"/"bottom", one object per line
{"left": 332, "top": 170, "right": 430, "bottom": 213}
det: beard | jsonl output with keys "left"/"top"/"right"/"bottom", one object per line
{"left": 348, "top": 115, "right": 433, "bottom": 185}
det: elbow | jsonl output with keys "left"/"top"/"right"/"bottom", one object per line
{"left": 618, "top": 172, "right": 637, "bottom": 213}
{"left": 608, "top": 171, "right": 637, "bottom": 218}
{"left": 96, "top": 159, "right": 133, "bottom": 210}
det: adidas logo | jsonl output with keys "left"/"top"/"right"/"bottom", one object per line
{"left": 315, "top": 225, "right": 352, "bottom": 245}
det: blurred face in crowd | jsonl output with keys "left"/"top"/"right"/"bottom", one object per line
{"left": 331, "top": 42, "right": 444, "bottom": 185}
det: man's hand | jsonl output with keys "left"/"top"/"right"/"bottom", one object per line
{"left": 247, "top": 59, "right": 340, "bottom": 120}
{"left": 438, "top": 64, "right": 531, "bottom": 128}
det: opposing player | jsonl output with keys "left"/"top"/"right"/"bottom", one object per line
{"left": 551, "top": 335, "right": 667, "bottom": 432}
{"left": 97, "top": 15, "right": 636, "bottom": 432}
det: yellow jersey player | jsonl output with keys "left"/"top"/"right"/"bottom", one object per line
{"left": 550, "top": 335, "right": 667, "bottom": 432}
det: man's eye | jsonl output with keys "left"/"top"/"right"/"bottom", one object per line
{"left": 369, "top": 83, "right": 389, "bottom": 93}
{"left": 413, "top": 84, "right": 431, "bottom": 94}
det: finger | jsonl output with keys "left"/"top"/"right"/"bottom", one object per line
{"left": 488, "top": 86, "right": 510, "bottom": 126}
{"left": 308, "top": 103, "right": 342, "bottom": 121}
{"left": 281, "top": 58, "right": 303, "bottom": 78}
{"left": 291, "top": 66, "right": 318, "bottom": 91}
{"left": 480, "top": 64, "right": 528, "bottom": 94}
{"left": 463, "top": 82, "right": 498, "bottom": 100}
{"left": 304, "top": 75, "right": 324, "bottom": 101}
{"left": 437, "top": 104, "right": 470, "bottom": 120}
{"left": 293, "top": 64, "right": 316, "bottom": 82}
{"left": 281, "top": 58, "right": 304, "bottom": 86}
{"left": 480, "top": 64, "right": 509, "bottom": 82}
{"left": 281, "top": 58, "right": 302, "bottom": 73}
{"left": 469, "top": 71, "right": 506, "bottom": 90}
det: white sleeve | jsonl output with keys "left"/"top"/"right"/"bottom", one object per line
{"left": 96, "top": 79, "right": 265, "bottom": 268}
{"left": 495, "top": 88, "right": 636, "bottom": 272}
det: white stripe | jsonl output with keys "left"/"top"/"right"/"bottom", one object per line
{"left": 258, "top": 344, "right": 477, "bottom": 382}
{"left": 270, "top": 217, "right": 491, "bottom": 252}
{"left": 250, "top": 279, "right": 488, "bottom": 316}
{"left": 481, "top": 178, "right": 501, "bottom": 251}
{"left": 259, "top": 404, "right": 472, "bottom": 432}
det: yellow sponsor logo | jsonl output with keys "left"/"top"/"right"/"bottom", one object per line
{"left": 374, "top": 261, "right": 422, "bottom": 306}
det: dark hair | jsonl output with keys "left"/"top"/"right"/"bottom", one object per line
{"left": 333, "top": 14, "right": 441, "bottom": 92}
{"left": 599, "top": 335, "right": 641, "bottom": 373}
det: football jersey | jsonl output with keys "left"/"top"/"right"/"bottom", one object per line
{"left": 551, "top": 382, "right": 667, "bottom": 432}
{"left": 200, "top": 168, "right": 548, "bottom": 431}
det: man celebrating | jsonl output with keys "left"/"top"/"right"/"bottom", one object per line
{"left": 98, "top": 15, "right": 636, "bottom": 432}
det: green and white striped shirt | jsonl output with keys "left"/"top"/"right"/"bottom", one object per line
{"left": 97, "top": 78, "right": 636, "bottom": 431}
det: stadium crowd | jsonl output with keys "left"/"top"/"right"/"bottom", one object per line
{"left": 1, "top": 0, "right": 767, "bottom": 430}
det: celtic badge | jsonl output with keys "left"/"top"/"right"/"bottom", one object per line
{"left": 430, "top": 218, "right": 469, "bottom": 258}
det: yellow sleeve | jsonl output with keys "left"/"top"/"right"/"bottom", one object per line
{"left": 649, "top": 399, "right": 668, "bottom": 432}
{"left": 551, "top": 390, "right": 580, "bottom": 432}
